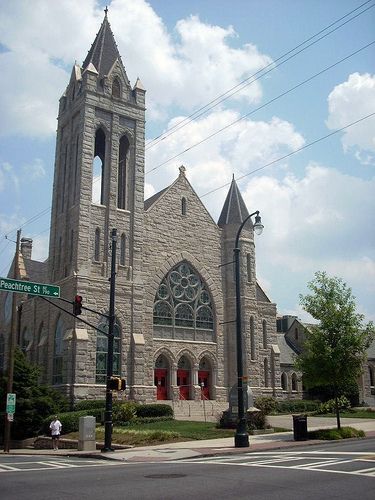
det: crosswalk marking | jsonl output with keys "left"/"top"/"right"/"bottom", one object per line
{"left": 177, "top": 451, "right": 375, "bottom": 478}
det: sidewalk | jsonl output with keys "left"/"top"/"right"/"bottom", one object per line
{"left": 2, "top": 416, "right": 375, "bottom": 463}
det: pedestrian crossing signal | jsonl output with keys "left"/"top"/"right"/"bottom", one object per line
{"left": 108, "top": 377, "right": 126, "bottom": 391}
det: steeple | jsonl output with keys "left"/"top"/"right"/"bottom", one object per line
{"left": 217, "top": 176, "right": 249, "bottom": 227}
{"left": 82, "top": 10, "right": 124, "bottom": 79}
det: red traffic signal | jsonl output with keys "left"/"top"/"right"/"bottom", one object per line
{"left": 73, "top": 295, "right": 83, "bottom": 315}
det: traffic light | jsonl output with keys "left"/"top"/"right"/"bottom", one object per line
{"left": 73, "top": 295, "right": 83, "bottom": 315}
{"left": 108, "top": 377, "right": 126, "bottom": 391}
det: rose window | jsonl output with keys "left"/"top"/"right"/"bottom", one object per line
{"left": 154, "top": 262, "right": 213, "bottom": 330}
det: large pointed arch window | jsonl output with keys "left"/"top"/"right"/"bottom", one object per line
{"left": 96, "top": 317, "right": 121, "bottom": 384}
{"left": 118, "top": 135, "right": 129, "bottom": 209}
{"left": 153, "top": 262, "right": 214, "bottom": 341}
{"left": 92, "top": 128, "right": 105, "bottom": 204}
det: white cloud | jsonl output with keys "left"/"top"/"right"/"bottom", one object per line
{"left": 146, "top": 109, "right": 304, "bottom": 219}
{"left": 243, "top": 164, "right": 375, "bottom": 316}
{"left": 326, "top": 72, "right": 375, "bottom": 163}
{"left": 0, "top": 0, "right": 272, "bottom": 136}
{"left": 0, "top": 161, "right": 19, "bottom": 192}
{"left": 22, "top": 158, "right": 46, "bottom": 179}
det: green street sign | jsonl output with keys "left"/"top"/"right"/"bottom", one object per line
{"left": 0, "top": 277, "right": 60, "bottom": 298}
{"left": 6, "top": 393, "right": 16, "bottom": 413}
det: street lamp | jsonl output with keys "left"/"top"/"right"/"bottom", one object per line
{"left": 234, "top": 211, "right": 263, "bottom": 448}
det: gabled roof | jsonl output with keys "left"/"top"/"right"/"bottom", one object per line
{"left": 82, "top": 12, "right": 124, "bottom": 79}
{"left": 217, "top": 176, "right": 249, "bottom": 227}
{"left": 256, "top": 282, "right": 271, "bottom": 303}
{"left": 277, "top": 334, "right": 298, "bottom": 365}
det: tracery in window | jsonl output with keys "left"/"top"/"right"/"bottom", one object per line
{"left": 153, "top": 262, "right": 214, "bottom": 338}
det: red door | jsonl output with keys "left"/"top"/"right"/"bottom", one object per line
{"left": 177, "top": 369, "right": 190, "bottom": 400}
{"left": 198, "top": 370, "right": 210, "bottom": 399}
{"left": 154, "top": 368, "right": 168, "bottom": 400}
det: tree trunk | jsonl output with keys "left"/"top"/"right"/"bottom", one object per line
{"left": 334, "top": 387, "right": 341, "bottom": 430}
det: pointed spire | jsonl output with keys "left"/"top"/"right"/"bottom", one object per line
{"left": 82, "top": 11, "right": 124, "bottom": 79}
{"left": 133, "top": 77, "right": 145, "bottom": 91}
{"left": 217, "top": 177, "right": 250, "bottom": 227}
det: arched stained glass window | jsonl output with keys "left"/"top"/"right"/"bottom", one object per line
{"left": 153, "top": 262, "right": 214, "bottom": 334}
{"left": 112, "top": 77, "right": 121, "bottom": 98}
{"left": 250, "top": 316, "right": 255, "bottom": 360}
{"left": 281, "top": 372, "right": 287, "bottom": 391}
{"left": 96, "top": 317, "right": 121, "bottom": 384}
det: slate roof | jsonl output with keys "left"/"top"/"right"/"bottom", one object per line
{"left": 144, "top": 187, "right": 169, "bottom": 211}
{"left": 277, "top": 334, "right": 298, "bottom": 365}
{"left": 217, "top": 177, "right": 249, "bottom": 227}
{"left": 82, "top": 12, "right": 123, "bottom": 78}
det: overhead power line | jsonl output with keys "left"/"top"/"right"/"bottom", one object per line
{"left": 200, "top": 112, "right": 375, "bottom": 198}
{"left": 145, "top": 0, "right": 375, "bottom": 151}
{"left": 146, "top": 40, "right": 375, "bottom": 175}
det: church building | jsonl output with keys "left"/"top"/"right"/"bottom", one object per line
{"left": 1, "top": 13, "right": 295, "bottom": 406}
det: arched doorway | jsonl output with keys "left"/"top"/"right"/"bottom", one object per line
{"left": 177, "top": 355, "right": 191, "bottom": 400}
{"left": 154, "top": 354, "right": 169, "bottom": 400}
{"left": 198, "top": 357, "right": 211, "bottom": 400}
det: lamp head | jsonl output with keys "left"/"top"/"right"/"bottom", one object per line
{"left": 253, "top": 214, "right": 264, "bottom": 235}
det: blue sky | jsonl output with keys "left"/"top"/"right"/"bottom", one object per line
{"left": 0, "top": 0, "right": 374, "bottom": 322}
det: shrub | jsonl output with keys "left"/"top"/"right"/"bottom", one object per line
{"left": 254, "top": 396, "right": 277, "bottom": 415}
{"left": 74, "top": 400, "right": 106, "bottom": 411}
{"left": 308, "top": 426, "right": 364, "bottom": 440}
{"left": 247, "top": 410, "right": 266, "bottom": 431}
{"left": 136, "top": 404, "right": 173, "bottom": 418}
{"left": 276, "top": 399, "right": 320, "bottom": 414}
{"left": 113, "top": 402, "right": 138, "bottom": 424}
{"left": 317, "top": 396, "right": 351, "bottom": 415}
{"left": 42, "top": 408, "right": 103, "bottom": 435}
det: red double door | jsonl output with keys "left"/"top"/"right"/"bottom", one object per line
{"left": 154, "top": 369, "right": 168, "bottom": 400}
{"left": 177, "top": 369, "right": 190, "bottom": 400}
{"left": 198, "top": 370, "right": 210, "bottom": 399}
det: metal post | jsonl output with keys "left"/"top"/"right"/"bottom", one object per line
{"left": 234, "top": 211, "right": 260, "bottom": 448}
{"left": 102, "top": 228, "right": 117, "bottom": 452}
{"left": 3, "top": 229, "right": 21, "bottom": 453}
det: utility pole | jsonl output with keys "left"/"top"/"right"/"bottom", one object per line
{"left": 3, "top": 229, "right": 21, "bottom": 453}
{"left": 102, "top": 228, "right": 117, "bottom": 452}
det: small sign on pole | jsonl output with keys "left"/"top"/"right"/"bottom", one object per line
{"left": 7, "top": 414, "right": 14, "bottom": 422}
{"left": 6, "top": 393, "right": 16, "bottom": 414}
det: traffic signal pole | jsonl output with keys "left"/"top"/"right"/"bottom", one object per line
{"left": 102, "top": 228, "right": 117, "bottom": 453}
{"left": 3, "top": 229, "right": 21, "bottom": 453}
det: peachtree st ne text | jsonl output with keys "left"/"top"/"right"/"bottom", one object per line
{"left": 0, "top": 279, "right": 36, "bottom": 293}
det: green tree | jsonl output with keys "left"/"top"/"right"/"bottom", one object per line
{"left": 0, "top": 348, "right": 69, "bottom": 440}
{"left": 295, "top": 271, "right": 375, "bottom": 429}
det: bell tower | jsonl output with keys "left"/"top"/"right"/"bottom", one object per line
{"left": 48, "top": 10, "right": 146, "bottom": 283}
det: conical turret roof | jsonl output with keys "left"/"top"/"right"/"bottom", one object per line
{"left": 218, "top": 176, "right": 250, "bottom": 227}
{"left": 82, "top": 11, "right": 124, "bottom": 79}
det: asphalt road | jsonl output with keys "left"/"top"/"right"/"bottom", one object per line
{"left": 1, "top": 439, "right": 374, "bottom": 500}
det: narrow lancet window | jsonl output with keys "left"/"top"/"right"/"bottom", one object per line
{"left": 112, "top": 77, "right": 121, "bottom": 98}
{"left": 92, "top": 129, "right": 105, "bottom": 204}
{"left": 181, "top": 197, "right": 187, "bottom": 215}
{"left": 118, "top": 136, "right": 129, "bottom": 209}
{"left": 94, "top": 228, "right": 100, "bottom": 261}
{"left": 120, "top": 233, "right": 126, "bottom": 266}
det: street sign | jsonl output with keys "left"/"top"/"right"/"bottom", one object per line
{"left": 6, "top": 393, "right": 16, "bottom": 413}
{"left": 7, "top": 413, "right": 14, "bottom": 422}
{"left": 0, "top": 277, "right": 60, "bottom": 298}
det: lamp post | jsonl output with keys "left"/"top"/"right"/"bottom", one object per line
{"left": 234, "top": 211, "right": 263, "bottom": 448}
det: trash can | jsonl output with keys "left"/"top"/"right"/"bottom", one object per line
{"left": 293, "top": 414, "right": 308, "bottom": 441}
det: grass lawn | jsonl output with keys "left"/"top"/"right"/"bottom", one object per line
{"left": 319, "top": 410, "right": 375, "bottom": 419}
{"left": 65, "top": 420, "right": 235, "bottom": 447}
